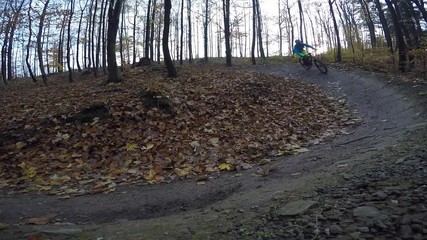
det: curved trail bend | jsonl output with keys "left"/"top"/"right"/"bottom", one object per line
{"left": 1, "top": 63, "right": 426, "bottom": 239}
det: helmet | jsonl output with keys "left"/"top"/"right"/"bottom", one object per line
{"left": 295, "top": 39, "right": 301, "bottom": 44}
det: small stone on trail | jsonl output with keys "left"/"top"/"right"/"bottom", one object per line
{"left": 276, "top": 200, "right": 317, "bottom": 216}
{"left": 349, "top": 232, "right": 361, "bottom": 239}
{"left": 353, "top": 206, "right": 380, "bottom": 218}
{"left": 329, "top": 224, "right": 342, "bottom": 235}
{"left": 399, "top": 225, "right": 413, "bottom": 238}
{"left": 375, "top": 191, "right": 388, "bottom": 200}
{"left": 400, "top": 214, "right": 412, "bottom": 225}
{"left": 375, "top": 220, "right": 388, "bottom": 229}
{"left": 358, "top": 226, "right": 370, "bottom": 233}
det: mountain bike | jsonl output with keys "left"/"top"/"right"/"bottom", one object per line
{"left": 299, "top": 53, "right": 328, "bottom": 74}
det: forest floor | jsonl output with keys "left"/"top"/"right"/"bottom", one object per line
{"left": 0, "top": 60, "right": 426, "bottom": 240}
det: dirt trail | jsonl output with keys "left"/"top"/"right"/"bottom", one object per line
{"left": 1, "top": 63, "right": 426, "bottom": 240}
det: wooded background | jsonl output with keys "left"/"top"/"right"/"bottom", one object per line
{"left": 1, "top": 0, "right": 426, "bottom": 84}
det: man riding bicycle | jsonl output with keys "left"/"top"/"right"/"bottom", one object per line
{"left": 293, "top": 39, "right": 316, "bottom": 66}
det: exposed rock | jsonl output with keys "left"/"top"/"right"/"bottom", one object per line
{"left": 329, "top": 224, "right": 342, "bottom": 235}
{"left": 276, "top": 200, "right": 317, "bottom": 216}
{"left": 353, "top": 206, "right": 380, "bottom": 218}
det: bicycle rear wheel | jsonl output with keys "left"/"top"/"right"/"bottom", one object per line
{"left": 299, "top": 58, "right": 311, "bottom": 70}
{"left": 314, "top": 58, "right": 328, "bottom": 74}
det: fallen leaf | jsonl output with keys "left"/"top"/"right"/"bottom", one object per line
{"left": 27, "top": 214, "right": 57, "bottom": 225}
{"left": 143, "top": 169, "right": 157, "bottom": 181}
{"left": 0, "top": 223, "right": 9, "bottom": 230}
{"left": 218, "top": 163, "right": 233, "bottom": 171}
{"left": 141, "top": 143, "right": 154, "bottom": 151}
{"left": 209, "top": 137, "right": 220, "bottom": 147}
{"left": 15, "top": 141, "right": 27, "bottom": 150}
{"left": 174, "top": 167, "right": 190, "bottom": 177}
{"left": 124, "top": 143, "right": 139, "bottom": 151}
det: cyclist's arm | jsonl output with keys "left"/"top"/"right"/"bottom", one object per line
{"left": 303, "top": 43, "right": 316, "bottom": 50}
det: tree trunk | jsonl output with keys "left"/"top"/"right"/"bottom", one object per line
{"left": 297, "top": 0, "right": 304, "bottom": 41}
{"left": 277, "top": 0, "right": 283, "bottom": 57}
{"left": 96, "top": 0, "right": 106, "bottom": 76}
{"left": 6, "top": 0, "right": 25, "bottom": 81}
{"left": 75, "top": 2, "right": 87, "bottom": 72}
{"left": 163, "top": 0, "right": 177, "bottom": 77}
{"left": 223, "top": 0, "right": 232, "bottom": 66}
{"left": 187, "top": 0, "right": 193, "bottom": 63}
{"left": 91, "top": 0, "right": 99, "bottom": 75}
{"left": 150, "top": 0, "right": 157, "bottom": 61}
{"left": 107, "top": 0, "right": 124, "bottom": 83}
{"left": 132, "top": 0, "right": 138, "bottom": 65}
{"left": 328, "top": 0, "right": 341, "bottom": 63}
{"left": 285, "top": 0, "right": 294, "bottom": 55}
{"left": 26, "top": 0, "right": 37, "bottom": 82}
{"left": 251, "top": 0, "right": 256, "bottom": 65}
{"left": 102, "top": 0, "right": 108, "bottom": 73}
{"left": 37, "top": 0, "right": 50, "bottom": 85}
{"left": 359, "top": 0, "right": 376, "bottom": 48}
{"left": 255, "top": 0, "right": 265, "bottom": 59}
{"left": 119, "top": 4, "right": 125, "bottom": 66}
{"left": 180, "top": 0, "right": 184, "bottom": 65}
{"left": 374, "top": 0, "right": 393, "bottom": 55}
{"left": 57, "top": 16, "right": 66, "bottom": 73}
{"left": 1, "top": 15, "right": 10, "bottom": 84}
{"left": 412, "top": 0, "right": 427, "bottom": 23}
{"left": 203, "top": 0, "right": 209, "bottom": 62}
{"left": 384, "top": 0, "right": 407, "bottom": 72}
{"left": 144, "top": 0, "right": 152, "bottom": 59}
{"left": 67, "top": 0, "right": 75, "bottom": 82}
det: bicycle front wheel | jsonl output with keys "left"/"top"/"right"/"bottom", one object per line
{"left": 314, "top": 58, "right": 327, "bottom": 74}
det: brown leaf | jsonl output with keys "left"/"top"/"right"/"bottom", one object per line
{"left": 27, "top": 214, "right": 57, "bottom": 225}
{"left": 0, "top": 223, "right": 9, "bottom": 230}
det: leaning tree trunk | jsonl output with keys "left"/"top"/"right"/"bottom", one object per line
{"left": 374, "top": 0, "right": 393, "bottom": 56}
{"left": 7, "top": 0, "right": 25, "bottom": 81}
{"left": 359, "top": 0, "right": 377, "bottom": 48}
{"left": 412, "top": 0, "right": 427, "bottom": 23}
{"left": 76, "top": 5, "right": 86, "bottom": 72}
{"left": 328, "top": 0, "right": 341, "bottom": 63}
{"left": 385, "top": 0, "right": 407, "bottom": 72}
{"left": 107, "top": 0, "right": 123, "bottom": 83}
{"left": 163, "top": 0, "right": 177, "bottom": 77}
{"left": 37, "top": 0, "right": 50, "bottom": 85}
{"left": 26, "top": 0, "right": 37, "bottom": 82}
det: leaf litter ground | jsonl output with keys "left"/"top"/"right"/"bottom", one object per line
{"left": 0, "top": 65, "right": 356, "bottom": 197}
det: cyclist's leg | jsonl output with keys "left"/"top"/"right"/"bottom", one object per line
{"left": 300, "top": 50, "right": 311, "bottom": 65}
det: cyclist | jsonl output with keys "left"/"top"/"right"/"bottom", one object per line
{"left": 293, "top": 39, "right": 316, "bottom": 66}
